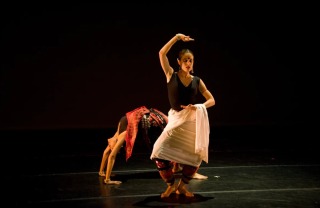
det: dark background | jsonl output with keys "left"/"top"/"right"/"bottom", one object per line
{"left": 2, "top": 5, "right": 319, "bottom": 207}
{"left": 1, "top": 3, "right": 315, "bottom": 131}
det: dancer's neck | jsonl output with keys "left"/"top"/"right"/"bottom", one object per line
{"left": 178, "top": 71, "right": 190, "bottom": 78}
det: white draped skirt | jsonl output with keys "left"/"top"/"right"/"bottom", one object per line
{"left": 150, "top": 105, "right": 209, "bottom": 167}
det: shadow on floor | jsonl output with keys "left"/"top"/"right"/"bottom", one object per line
{"left": 132, "top": 194, "right": 214, "bottom": 207}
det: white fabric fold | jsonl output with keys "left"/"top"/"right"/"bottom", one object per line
{"left": 150, "top": 105, "right": 210, "bottom": 166}
{"left": 195, "top": 104, "right": 210, "bottom": 163}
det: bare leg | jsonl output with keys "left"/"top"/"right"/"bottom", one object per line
{"left": 99, "top": 146, "right": 111, "bottom": 176}
{"left": 104, "top": 131, "right": 126, "bottom": 185}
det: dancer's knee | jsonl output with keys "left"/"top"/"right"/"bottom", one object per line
{"left": 155, "top": 159, "right": 171, "bottom": 170}
{"left": 155, "top": 159, "right": 174, "bottom": 185}
{"left": 182, "top": 165, "right": 199, "bottom": 184}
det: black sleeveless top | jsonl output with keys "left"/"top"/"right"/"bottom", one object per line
{"left": 167, "top": 72, "right": 201, "bottom": 111}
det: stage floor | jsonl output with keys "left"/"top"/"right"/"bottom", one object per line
{"left": 2, "top": 125, "right": 319, "bottom": 207}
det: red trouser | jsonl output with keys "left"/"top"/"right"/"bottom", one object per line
{"left": 155, "top": 159, "right": 199, "bottom": 185}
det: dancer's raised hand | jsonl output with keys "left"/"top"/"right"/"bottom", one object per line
{"left": 176, "top": 34, "right": 194, "bottom": 42}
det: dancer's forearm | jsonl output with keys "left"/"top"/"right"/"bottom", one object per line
{"left": 99, "top": 147, "right": 111, "bottom": 172}
{"left": 106, "top": 152, "right": 117, "bottom": 179}
{"left": 159, "top": 35, "right": 179, "bottom": 55}
{"left": 104, "top": 131, "right": 126, "bottom": 184}
{"left": 203, "top": 98, "right": 215, "bottom": 108}
{"left": 200, "top": 80, "right": 215, "bottom": 109}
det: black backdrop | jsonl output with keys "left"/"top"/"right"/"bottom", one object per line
{"left": 1, "top": 3, "right": 314, "bottom": 130}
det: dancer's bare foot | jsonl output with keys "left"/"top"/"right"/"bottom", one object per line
{"left": 99, "top": 171, "right": 106, "bottom": 177}
{"left": 176, "top": 181, "right": 194, "bottom": 197}
{"left": 193, "top": 173, "right": 208, "bottom": 179}
{"left": 161, "top": 183, "right": 177, "bottom": 198}
{"left": 104, "top": 179, "right": 121, "bottom": 185}
{"left": 176, "top": 187, "right": 194, "bottom": 197}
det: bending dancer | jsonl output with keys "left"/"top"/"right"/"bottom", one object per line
{"left": 151, "top": 33, "right": 215, "bottom": 198}
{"left": 99, "top": 106, "right": 207, "bottom": 185}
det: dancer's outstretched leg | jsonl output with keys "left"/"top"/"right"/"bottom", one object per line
{"left": 176, "top": 165, "right": 199, "bottom": 197}
{"left": 155, "top": 159, "right": 177, "bottom": 198}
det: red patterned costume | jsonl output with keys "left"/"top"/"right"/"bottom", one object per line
{"left": 124, "top": 106, "right": 168, "bottom": 161}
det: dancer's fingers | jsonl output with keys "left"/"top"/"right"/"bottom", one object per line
{"left": 182, "top": 36, "right": 194, "bottom": 42}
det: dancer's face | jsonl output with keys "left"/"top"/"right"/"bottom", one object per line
{"left": 178, "top": 53, "right": 194, "bottom": 73}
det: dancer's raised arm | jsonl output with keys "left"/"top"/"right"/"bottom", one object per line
{"left": 159, "top": 34, "right": 194, "bottom": 82}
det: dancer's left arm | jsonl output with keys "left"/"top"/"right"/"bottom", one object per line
{"left": 199, "top": 79, "right": 215, "bottom": 108}
{"left": 105, "top": 131, "right": 126, "bottom": 185}
{"left": 181, "top": 79, "right": 215, "bottom": 110}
